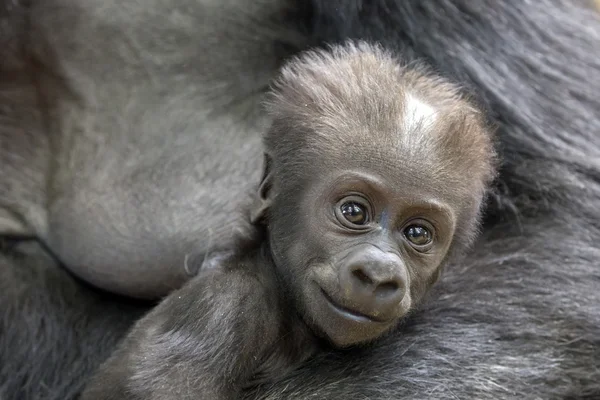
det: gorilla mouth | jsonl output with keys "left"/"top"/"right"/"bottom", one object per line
{"left": 320, "top": 289, "right": 388, "bottom": 324}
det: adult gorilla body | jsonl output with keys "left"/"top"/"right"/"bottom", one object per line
{"left": 1, "top": 0, "right": 599, "bottom": 399}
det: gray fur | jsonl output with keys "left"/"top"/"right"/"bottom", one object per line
{"left": 0, "top": 0, "right": 599, "bottom": 399}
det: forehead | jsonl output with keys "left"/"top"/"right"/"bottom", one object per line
{"left": 268, "top": 42, "right": 493, "bottom": 200}
{"left": 309, "top": 92, "right": 475, "bottom": 198}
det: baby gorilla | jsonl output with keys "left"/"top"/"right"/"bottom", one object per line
{"left": 82, "top": 42, "right": 496, "bottom": 399}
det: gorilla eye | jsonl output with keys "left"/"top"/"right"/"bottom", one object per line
{"left": 403, "top": 225, "right": 432, "bottom": 247}
{"left": 334, "top": 196, "right": 372, "bottom": 230}
{"left": 340, "top": 202, "right": 368, "bottom": 225}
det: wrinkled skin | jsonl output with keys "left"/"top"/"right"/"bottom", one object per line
{"left": 1, "top": 0, "right": 599, "bottom": 399}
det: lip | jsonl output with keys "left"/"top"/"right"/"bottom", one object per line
{"left": 320, "top": 289, "right": 389, "bottom": 324}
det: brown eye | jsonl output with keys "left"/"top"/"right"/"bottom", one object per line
{"left": 340, "top": 201, "right": 369, "bottom": 225}
{"left": 404, "top": 225, "right": 432, "bottom": 246}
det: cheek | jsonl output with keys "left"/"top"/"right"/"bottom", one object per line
{"left": 270, "top": 196, "right": 334, "bottom": 261}
{"left": 274, "top": 229, "right": 331, "bottom": 272}
{"left": 269, "top": 213, "right": 321, "bottom": 280}
{"left": 406, "top": 255, "right": 446, "bottom": 303}
{"left": 269, "top": 189, "right": 343, "bottom": 288}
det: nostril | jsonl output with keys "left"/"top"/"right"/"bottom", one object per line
{"left": 352, "top": 268, "right": 374, "bottom": 285}
{"left": 374, "top": 281, "right": 401, "bottom": 299}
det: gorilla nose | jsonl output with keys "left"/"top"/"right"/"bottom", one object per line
{"left": 339, "top": 251, "right": 407, "bottom": 318}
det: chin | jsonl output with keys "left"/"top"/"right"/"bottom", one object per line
{"left": 303, "top": 283, "right": 402, "bottom": 348}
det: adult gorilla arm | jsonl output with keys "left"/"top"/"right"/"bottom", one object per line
{"left": 0, "top": 0, "right": 307, "bottom": 299}
{"left": 1, "top": 0, "right": 599, "bottom": 400}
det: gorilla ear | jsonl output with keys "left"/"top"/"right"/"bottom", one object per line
{"left": 250, "top": 154, "right": 273, "bottom": 225}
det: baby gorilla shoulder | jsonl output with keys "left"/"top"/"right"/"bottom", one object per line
{"left": 81, "top": 41, "right": 496, "bottom": 400}
{"left": 82, "top": 248, "right": 312, "bottom": 400}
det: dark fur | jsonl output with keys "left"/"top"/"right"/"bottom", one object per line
{"left": 1, "top": 0, "right": 599, "bottom": 399}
